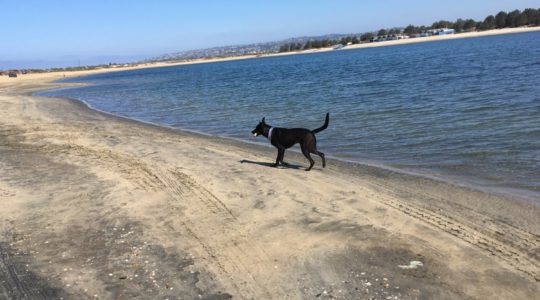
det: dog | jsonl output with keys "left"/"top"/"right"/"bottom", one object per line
{"left": 251, "top": 113, "right": 329, "bottom": 171}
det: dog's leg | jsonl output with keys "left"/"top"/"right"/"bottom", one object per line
{"left": 313, "top": 150, "right": 325, "bottom": 168}
{"left": 301, "top": 145, "right": 315, "bottom": 171}
{"left": 279, "top": 150, "right": 290, "bottom": 166}
{"left": 273, "top": 147, "right": 284, "bottom": 167}
{"left": 278, "top": 148, "right": 286, "bottom": 166}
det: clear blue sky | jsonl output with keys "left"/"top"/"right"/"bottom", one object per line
{"left": 1, "top": 0, "right": 538, "bottom": 69}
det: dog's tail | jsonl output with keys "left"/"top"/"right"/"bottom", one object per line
{"left": 312, "top": 112, "right": 329, "bottom": 134}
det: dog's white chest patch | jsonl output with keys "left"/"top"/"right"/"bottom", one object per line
{"left": 268, "top": 128, "right": 274, "bottom": 141}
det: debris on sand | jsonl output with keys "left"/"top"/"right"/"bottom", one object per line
{"left": 398, "top": 261, "right": 423, "bottom": 269}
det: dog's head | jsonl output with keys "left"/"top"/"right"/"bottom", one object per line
{"left": 251, "top": 117, "right": 266, "bottom": 137}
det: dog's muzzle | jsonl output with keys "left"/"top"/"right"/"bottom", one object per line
{"left": 253, "top": 133, "right": 259, "bottom": 137}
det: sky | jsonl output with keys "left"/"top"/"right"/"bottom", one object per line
{"left": 1, "top": 0, "right": 538, "bottom": 69}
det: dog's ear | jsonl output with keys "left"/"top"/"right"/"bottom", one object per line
{"left": 261, "top": 117, "right": 266, "bottom": 125}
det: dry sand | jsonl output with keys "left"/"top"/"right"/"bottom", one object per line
{"left": 1, "top": 48, "right": 539, "bottom": 299}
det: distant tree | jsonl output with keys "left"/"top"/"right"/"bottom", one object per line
{"left": 479, "top": 15, "right": 496, "bottom": 30}
{"left": 453, "top": 18, "right": 465, "bottom": 32}
{"left": 352, "top": 36, "right": 360, "bottom": 44}
{"left": 287, "top": 43, "right": 298, "bottom": 51}
{"left": 432, "top": 20, "right": 453, "bottom": 29}
{"left": 386, "top": 28, "right": 397, "bottom": 35}
{"left": 360, "top": 32, "right": 375, "bottom": 41}
{"left": 515, "top": 10, "right": 528, "bottom": 27}
{"left": 523, "top": 8, "right": 540, "bottom": 25}
{"left": 476, "top": 21, "right": 483, "bottom": 30}
{"left": 377, "top": 28, "right": 388, "bottom": 36}
{"left": 279, "top": 44, "right": 289, "bottom": 52}
{"left": 403, "top": 24, "right": 419, "bottom": 35}
{"left": 463, "top": 19, "right": 477, "bottom": 31}
{"left": 495, "top": 11, "right": 508, "bottom": 28}
{"left": 303, "top": 40, "right": 313, "bottom": 50}
{"left": 506, "top": 9, "right": 521, "bottom": 27}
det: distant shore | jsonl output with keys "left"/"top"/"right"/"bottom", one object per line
{"left": 2, "top": 26, "right": 539, "bottom": 81}
{"left": 343, "top": 26, "right": 540, "bottom": 49}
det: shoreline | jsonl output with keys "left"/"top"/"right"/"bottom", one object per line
{"left": 36, "top": 84, "right": 540, "bottom": 205}
{"left": 2, "top": 26, "right": 539, "bottom": 78}
{"left": 35, "top": 93, "right": 540, "bottom": 205}
{"left": 19, "top": 72, "right": 540, "bottom": 231}
{"left": 343, "top": 26, "right": 540, "bottom": 51}
{"left": 43, "top": 94, "right": 540, "bottom": 205}
{"left": 1, "top": 43, "right": 539, "bottom": 298}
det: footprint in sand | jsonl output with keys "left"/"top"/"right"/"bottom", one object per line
{"left": 0, "top": 188, "right": 16, "bottom": 197}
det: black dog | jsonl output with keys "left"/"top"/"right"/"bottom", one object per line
{"left": 251, "top": 113, "right": 329, "bottom": 171}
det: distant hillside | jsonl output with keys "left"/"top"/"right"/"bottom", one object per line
{"left": 147, "top": 7, "right": 540, "bottom": 62}
{"left": 146, "top": 33, "right": 358, "bottom": 62}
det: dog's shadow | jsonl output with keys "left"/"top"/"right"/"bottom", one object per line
{"left": 240, "top": 159, "right": 304, "bottom": 170}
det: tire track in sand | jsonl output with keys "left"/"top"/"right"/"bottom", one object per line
{"left": 11, "top": 137, "right": 279, "bottom": 298}
{"left": 374, "top": 192, "right": 539, "bottom": 281}
{"left": 1, "top": 120, "right": 279, "bottom": 299}
{"left": 151, "top": 167, "right": 280, "bottom": 299}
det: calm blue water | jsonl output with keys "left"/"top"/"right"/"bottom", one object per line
{"left": 39, "top": 32, "right": 540, "bottom": 200}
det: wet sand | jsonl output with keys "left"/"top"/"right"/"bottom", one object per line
{"left": 0, "top": 71, "right": 539, "bottom": 299}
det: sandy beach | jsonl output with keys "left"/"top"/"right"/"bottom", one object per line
{"left": 1, "top": 44, "right": 539, "bottom": 299}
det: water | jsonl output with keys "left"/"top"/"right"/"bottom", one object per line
{"left": 38, "top": 32, "right": 540, "bottom": 200}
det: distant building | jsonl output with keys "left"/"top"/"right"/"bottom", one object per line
{"left": 429, "top": 28, "right": 455, "bottom": 35}
{"left": 439, "top": 28, "right": 455, "bottom": 35}
{"left": 370, "top": 34, "right": 410, "bottom": 43}
{"left": 370, "top": 35, "right": 388, "bottom": 42}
